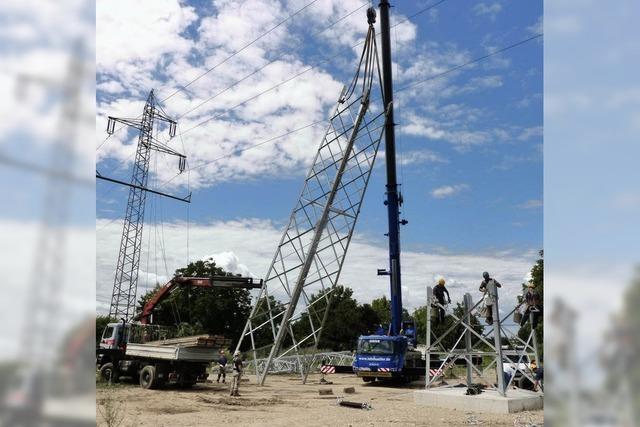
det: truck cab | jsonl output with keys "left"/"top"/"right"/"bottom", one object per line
{"left": 98, "top": 322, "right": 129, "bottom": 350}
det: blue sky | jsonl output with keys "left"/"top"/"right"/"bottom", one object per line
{"left": 95, "top": 0, "right": 542, "bottom": 311}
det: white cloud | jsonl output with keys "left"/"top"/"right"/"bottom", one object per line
{"left": 96, "top": 0, "right": 355, "bottom": 189}
{"left": 430, "top": 183, "right": 469, "bottom": 199}
{"left": 97, "top": 80, "right": 125, "bottom": 94}
{"left": 517, "top": 126, "right": 543, "bottom": 141}
{"left": 202, "top": 251, "right": 253, "bottom": 277}
{"left": 96, "top": 218, "right": 537, "bottom": 314}
{"left": 528, "top": 16, "right": 543, "bottom": 36}
{"left": 518, "top": 199, "right": 542, "bottom": 209}
{"left": 398, "top": 149, "right": 447, "bottom": 166}
{"left": 400, "top": 113, "right": 510, "bottom": 151}
{"left": 472, "top": 2, "right": 502, "bottom": 21}
{"left": 96, "top": 0, "right": 197, "bottom": 78}
{"left": 515, "top": 93, "right": 542, "bottom": 108}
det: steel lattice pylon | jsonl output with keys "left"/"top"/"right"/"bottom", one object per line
{"left": 106, "top": 90, "right": 185, "bottom": 321}
{"left": 425, "top": 285, "right": 542, "bottom": 397}
{"left": 235, "top": 17, "right": 387, "bottom": 385}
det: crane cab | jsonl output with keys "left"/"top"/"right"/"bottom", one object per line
{"left": 353, "top": 335, "right": 408, "bottom": 380}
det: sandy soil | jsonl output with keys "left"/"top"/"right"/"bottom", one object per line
{"left": 97, "top": 373, "right": 543, "bottom": 426}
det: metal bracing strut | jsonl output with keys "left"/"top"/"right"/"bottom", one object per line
{"left": 424, "top": 286, "right": 541, "bottom": 397}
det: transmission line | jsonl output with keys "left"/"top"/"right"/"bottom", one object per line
{"left": 179, "top": 32, "right": 542, "bottom": 171}
{"left": 159, "top": 0, "right": 323, "bottom": 104}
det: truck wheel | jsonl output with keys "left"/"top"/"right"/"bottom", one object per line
{"left": 99, "top": 363, "right": 118, "bottom": 383}
{"left": 140, "top": 365, "right": 157, "bottom": 389}
{"left": 362, "top": 377, "right": 373, "bottom": 383}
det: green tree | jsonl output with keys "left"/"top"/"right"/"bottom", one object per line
{"left": 412, "top": 303, "right": 484, "bottom": 349}
{"left": 136, "top": 259, "right": 252, "bottom": 349}
{"left": 517, "top": 250, "right": 544, "bottom": 357}
{"left": 239, "top": 294, "right": 286, "bottom": 355}
{"left": 371, "top": 296, "right": 391, "bottom": 325}
{"left": 292, "top": 285, "right": 381, "bottom": 351}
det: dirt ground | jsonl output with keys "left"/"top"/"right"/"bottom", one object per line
{"left": 97, "top": 373, "right": 543, "bottom": 426}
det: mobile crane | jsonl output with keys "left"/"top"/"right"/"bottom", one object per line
{"left": 96, "top": 274, "right": 261, "bottom": 388}
{"left": 348, "top": 0, "right": 425, "bottom": 383}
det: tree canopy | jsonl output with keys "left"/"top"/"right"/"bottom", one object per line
{"left": 135, "top": 259, "right": 252, "bottom": 349}
{"left": 96, "top": 252, "right": 544, "bottom": 357}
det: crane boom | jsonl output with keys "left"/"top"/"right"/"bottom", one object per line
{"left": 138, "top": 275, "right": 262, "bottom": 324}
{"left": 379, "top": 0, "right": 404, "bottom": 335}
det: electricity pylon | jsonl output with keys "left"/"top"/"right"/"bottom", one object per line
{"left": 104, "top": 90, "right": 188, "bottom": 321}
{"left": 235, "top": 9, "right": 387, "bottom": 385}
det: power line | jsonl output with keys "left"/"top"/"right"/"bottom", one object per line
{"left": 178, "top": 32, "right": 542, "bottom": 172}
{"left": 175, "top": 1, "right": 370, "bottom": 121}
{"left": 158, "top": 0, "right": 323, "bottom": 104}
{"left": 97, "top": 0, "right": 445, "bottom": 152}
{"left": 96, "top": 0, "right": 326, "bottom": 152}
{"left": 99, "top": 30, "right": 541, "bottom": 195}
{"left": 395, "top": 33, "right": 543, "bottom": 94}
{"left": 179, "top": 0, "right": 453, "bottom": 135}
{"left": 402, "top": 0, "right": 450, "bottom": 23}
{"left": 96, "top": 0, "right": 370, "bottom": 151}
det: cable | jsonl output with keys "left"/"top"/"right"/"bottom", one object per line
{"left": 177, "top": 123, "right": 191, "bottom": 265}
{"left": 175, "top": 1, "right": 370, "bottom": 121}
{"left": 179, "top": 0, "right": 452, "bottom": 135}
{"left": 395, "top": 34, "right": 542, "bottom": 94}
{"left": 158, "top": 0, "right": 322, "bottom": 104}
{"left": 180, "top": 51, "right": 352, "bottom": 135}
{"left": 175, "top": 33, "right": 541, "bottom": 172}
{"left": 178, "top": 120, "right": 324, "bottom": 176}
{"left": 96, "top": 0, "right": 448, "bottom": 152}
{"left": 399, "top": 0, "right": 450, "bottom": 25}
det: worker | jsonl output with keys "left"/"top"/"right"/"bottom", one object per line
{"left": 520, "top": 282, "right": 541, "bottom": 329}
{"left": 216, "top": 350, "right": 227, "bottom": 383}
{"left": 433, "top": 278, "right": 451, "bottom": 323}
{"left": 479, "top": 272, "right": 502, "bottom": 325}
{"left": 503, "top": 363, "right": 516, "bottom": 389}
{"left": 229, "top": 350, "right": 243, "bottom": 396}
{"left": 533, "top": 360, "right": 544, "bottom": 392}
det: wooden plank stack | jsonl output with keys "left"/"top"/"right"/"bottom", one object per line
{"left": 146, "top": 334, "right": 231, "bottom": 349}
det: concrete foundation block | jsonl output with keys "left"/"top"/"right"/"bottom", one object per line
{"left": 413, "top": 388, "right": 543, "bottom": 414}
